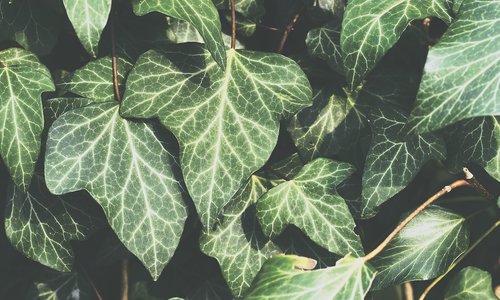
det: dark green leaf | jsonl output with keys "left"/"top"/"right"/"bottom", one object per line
{"left": 444, "top": 267, "right": 498, "bottom": 300}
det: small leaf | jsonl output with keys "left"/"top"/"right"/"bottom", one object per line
{"left": 132, "top": 0, "right": 227, "bottom": 68}
{"left": 121, "top": 44, "right": 311, "bottom": 229}
{"left": 371, "top": 206, "right": 469, "bottom": 289}
{"left": 44, "top": 97, "right": 96, "bottom": 124}
{"left": 341, "top": 0, "right": 452, "bottom": 87}
{"left": 407, "top": 0, "right": 500, "bottom": 133}
{"left": 214, "top": 0, "right": 265, "bottom": 21}
{"left": 306, "top": 22, "right": 344, "bottom": 74}
{"left": 0, "top": 48, "right": 55, "bottom": 189}
{"left": 244, "top": 255, "right": 375, "bottom": 300}
{"left": 444, "top": 267, "right": 498, "bottom": 300}
{"left": 28, "top": 271, "right": 92, "bottom": 300}
{"left": 62, "top": 0, "right": 112, "bottom": 57}
{"left": 256, "top": 158, "right": 364, "bottom": 257}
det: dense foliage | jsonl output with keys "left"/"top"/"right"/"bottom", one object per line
{"left": 0, "top": 0, "right": 499, "bottom": 299}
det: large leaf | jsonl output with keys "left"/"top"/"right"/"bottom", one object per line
{"left": 121, "top": 44, "right": 311, "bottom": 229}
{"left": 62, "top": 0, "right": 112, "bottom": 57}
{"left": 256, "top": 158, "right": 364, "bottom": 257}
{"left": 407, "top": 0, "right": 500, "bottom": 133}
{"left": 444, "top": 267, "right": 497, "bottom": 300}
{"left": 446, "top": 116, "right": 500, "bottom": 181}
{"left": 341, "top": 0, "right": 452, "bottom": 87}
{"left": 5, "top": 176, "right": 98, "bottom": 272}
{"left": 371, "top": 206, "right": 469, "bottom": 289}
{"left": 0, "top": 0, "right": 60, "bottom": 56}
{"left": 245, "top": 255, "right": 375, "bottom": 300}
{"left": 361, "top": 106, "right": 446, "bottom": 218}
{"left": 132, "top": 0, "right": 227, "bottom": 68}
{"left": 0, "top": 48, "right": 55, "bottom": 189}
{"left": 200, "top": 173, "right": 281, "bottom": 297}
{"left": 44, "top": 102, "right": 187, "bottom": 280}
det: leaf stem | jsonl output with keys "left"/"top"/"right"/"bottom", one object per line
{"left": 403, "top": 282, "right": 414, "bottom": 300}
{"left": 418, "top": 220, "right": 500, "bottom": 300}
{"left": 231, "top": 0, "right": 236, "bottom": 49}
{"left": 277, "top": 11, "right": 302, "bottom": 53}
{"left": 110, "top": 12, "right": 121, "bottom": 103}
{"left": 78, "top": 262, "right": 103, "bottom": 300}
{"left": 121, "top": 257, "right": 129, "bottom": 300}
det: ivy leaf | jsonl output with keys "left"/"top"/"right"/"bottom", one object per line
{"left": 62, "top": 0, "right": 111, "bottom": 57}
{"left": 361, "top": 106, "right": 446, "bottom": 218}
{"left": 446, "top": 117, "right": 500, "bottom": 181}
{"left": 245, "top": 255, "right": 375, "bottom": 300}
{"left": 407, "top": 0, "right": 500, "bottom": 133}
{"left": 45, "top": 102, "right": 187, "bottom": 280}
{"left": 132, "top": 0, "right": 227, "bottom": 68}
{"left": 44, "top": 97, "right": 96, "bottom": 124}
{"left": 444, "top": 267, "right": 497, "bottom": 300}
{"left": 5, "top": 176, "right": 98, "bottom": 272}
{"left": 306, "top": 22, "right": 344, "bottom": 74}
{"left": 214, "top": 0, "right": 265, "bottom": 21}
{"left": 121, "top": 44, "right": 311, "bottom": 229}
{"left": 0, "top": 48, "right": 55, "bottom": 189}
{"left": 371, "top": 206, "right": 469, "bottom": 289}
{"left": 200, "top": 173, "right": 281, "bottom": 297}
{"left": 256, "top": 158, "right": 364, "bottom": 257}
{"left": 341, "top": 0, "right": 452, "bottom": 87}
{"left": 58, "top": 56, "right": 133, "bottom": 102}
{"left": 28, "top": 271, "right": 92, "bottom": 300}
{"left": 0, "top": 0, "right": 60, "bottom": 56}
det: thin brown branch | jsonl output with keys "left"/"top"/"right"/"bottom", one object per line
{"left": 110, "top": 13, "right": 121, "bottom": 103}
{"left": 277, "top": 10, "right": 303, "bottom": 53}
{"left": 121, "top": 257, "right": 129, "bottom": 300}
{"left": 403, "top": 282, "right": 414, "bottom": 300}
{"left": 78, "top": 262, "right": 103, "bottom": 300}
{"left": 463, "top": 167, "right": 495, "bottom": 200}
{"left": 230, "top": 0, "right": 236, "bottom": 49}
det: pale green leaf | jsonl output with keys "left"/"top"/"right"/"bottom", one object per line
{"left": 407, "top": 0, "right": 500, "bottom": 133}
{"left": 256, "top": 158, "right": 364, "bottom": 257}
{"left": 121, "top": 44, "right": 311, "bottom": 229}
{"left": 341, "top": 0, "right": 452, "bottom": 87}
{"left": 371, "top": 206, "right": 469, "bottom": 289}
{"left": 45, "top": 102, "right": 187, "bottom": 280}
{"left": 444, "top": 267, "right": 497, "bottom": 300}
{"left": 132, "top": 0, "right": 227, "bottom": 68}
{"left": 245, "top": 255, "right": 375, "bottom": 300}
{"left": 0, "top": 48, "right": 55, "bottom": 189}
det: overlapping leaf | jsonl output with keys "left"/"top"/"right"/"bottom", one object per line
{"left": 28, "top": 271, "right": 92, "bottom": 300}
{"left": 341, "top": 0, "right": 452, "bottom": 87}
{"left": 121, "top": 44, "right": 311, "bottom": 229}
{"left": 371, "top": 206, "right": 469, "bottom": 289}
{"left": 256, "top": 158, "right": 364, "bottom": 257}
{"left": 5, "top": 176, "right": 98, "bottom": 272}
{"left": 132, "top": 0, "right": 227, "bottom": 67}
{"left": 444, "top": 267, "right": 497, "bottom": 300}
{"left": 306, "top": 22, "right": 344, "bottom": 74}
{"left": 214, "top": 0, "right": 265, "bottom": 20}
{"left": 0, "top": 48, "right": 55, "bottom": 189}
{"left": 45, "top": 102, "right": 187, "bottom": 280}
{"left": 407, "top": 0, "right": 500, "bottom": 133}
{"left": 245, "top": 255, "right": 375, "bottom": 300}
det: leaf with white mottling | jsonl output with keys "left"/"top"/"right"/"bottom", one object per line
{"left": 0, "top": 48, "right": 55, "bottom": 189}
{"left": 306, "top": 22, "right": 344, "bottom": 74}
{"left": 121, "top": 44, "right": 311, "bottom": 229}
{"left": 444, "top": 267, "right": 497, "bottom": 300}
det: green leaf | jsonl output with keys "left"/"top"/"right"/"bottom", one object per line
{"left": 214, "top": 0, "right": 265, "bottom": 21}
{"left": 44, "top": 102, "right": 187, "bottom": 280}
{"left": 0, "top": 48, "right": 55, "bottom": 189}
{"left": 121, "top": 44, "right": 311, "bottom": 229}
{"left": 446, "top": 116, "right": 500, "bottom": 181}
{"left": 306, "top": 22, "right": 344, "bottom": 74}
{"left": 200, "top": 173, "right": 281, "bottom": 297}
{"left": 0, "top": 0, "right": 60, "bottom": 56}
{"left": 58, "top": 56, "right": 133, "bottom": 102}
{"left": 256, "top": 158, "right": 364, "bottom": 257}
{"left": 341, "top": 0, "right": 452, "bottom": 87}
{"left": 361, "top": 106, "right": 446, "bottom": 218}
{"left": 44, "top": 97, "right": 96, "bottom": 124}
{"left": 132, "top": 0, "right": 227, "bottom": 68}
{"left": 444, "top": 267, "right": 497, "bottom": 300}
{"left": 28, "top": 271, "right": 92, "bottom": 300}
{"left": 407, "top": 0, "right": 500, "bottom": 133}
{"left": 245, "top": 255, "right": 375, "bottom": 300}
{"left": 5, "top": 176, "right": 98, "bottom": 272}
{"left": 62, "top": 0, "right": 112, "bottom": 57}
{"left": 371, "top": 206, "right": 469, "bottom": 289}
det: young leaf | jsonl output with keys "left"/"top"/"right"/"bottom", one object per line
{"left": 214, "top": 0, "right": 265, "bottom": 21}
{"left": 62, "top": 0, "right": 112, "bottom": 57}
{"left": 371, "top": 206, "right": 469, "bottom": 289}
{"left": 5, "top": 176, "right": 98, "bottom": 272}
{"left": 306, "top": 22, "right": 344, "bottom": 74}
{"left": 245, "top": 255, "right": 375, "bottom": 300}
{"left": 341, "top": 0, "right": 452, "bottom": 87}
{"left": 256, "top": 158, "right": 364, "bottom": 257}
{"left": 132, "top": 0, "right": 227, "bottom": 68}
{"left": 28, "top": 271, "right": 92, "bottom": 300}
{"left": 0, "top": 48, "right": 55, "bottom": 189}
{"left": 407, "top": 0, "right": 500, "bottom": 133}
{"left": 200, "top": 173, "right": 281, "bottom": 297}
{"left": 121, "top": 44, "right": 312, "bottom": 229}
{"left": 361, "top": 106, "right": 446, "bottom": 217}
{"left": 444, "top": 267, "right": 497, "bottom": 300}
{"left": 45, "top": 102, "right": 187, "bottom": 280}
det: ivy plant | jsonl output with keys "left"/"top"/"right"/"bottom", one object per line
{"left": 0, "top": 0, "right": 499, "bottom": 299}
